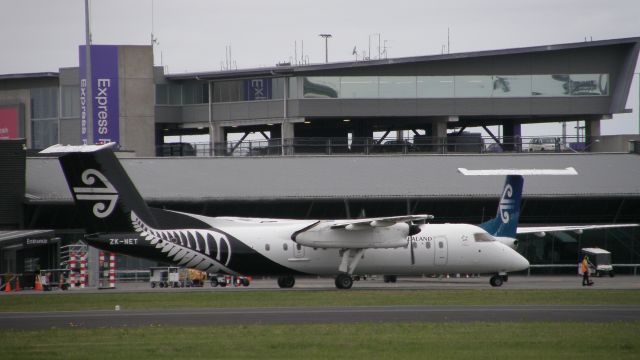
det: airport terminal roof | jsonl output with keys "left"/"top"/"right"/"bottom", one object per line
{"left": 26, "top": 152, "right": 640, "bottom": 203}
{"left": 166, "top": 37, "right": 640, "bottom": 81}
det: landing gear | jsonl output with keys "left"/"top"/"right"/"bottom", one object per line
{"left": 383, "top": 275, "right": 397, "bottom": 283}
{"left": 335, "top": 274, "right": 353, "bottom": 289}
{"left": 277, "top": 276, "right": 295, "bottom": 288}
{"left": 489, "top": 274, "right": 508, "bottom": 287}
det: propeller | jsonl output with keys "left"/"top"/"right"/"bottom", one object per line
{"left": 408, "top": 223, "right": 421, "bottom": 265}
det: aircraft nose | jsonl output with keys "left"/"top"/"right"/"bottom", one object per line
{"left": 511, "top": 251, "right": 530, "bottom": 271}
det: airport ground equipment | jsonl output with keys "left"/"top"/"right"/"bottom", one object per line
{"left": 98, "top": 251, "right": 116, "bottom": 289}
{"left": 37, "top": 269, "right": 70, "bottom": 290}
{"left": 581, "top": 248, "right": 614, "bottom": 277}
{"left": 149, "top": 266, "right": 181, "bottom": 288}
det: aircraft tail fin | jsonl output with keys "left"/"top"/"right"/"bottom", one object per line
{"left": 479, "top": 175, "right": 524, "bottom": 238}
{"left": 40, "top": 143, "right": 158, "bottom": 234}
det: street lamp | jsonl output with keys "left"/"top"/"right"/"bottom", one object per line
{"left": 319, "top": 34, "right": 332, "bottom": 63}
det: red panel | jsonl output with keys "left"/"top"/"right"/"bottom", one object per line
{"left": 0, "top": 107, "right": 19, "bottom": 139}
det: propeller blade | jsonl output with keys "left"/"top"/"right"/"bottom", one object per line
{"left": 410, "top": 239, "right": 415, "bottom": 265}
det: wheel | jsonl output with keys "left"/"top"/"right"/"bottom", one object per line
{"left": 490, "top": 275, "right": 503, "bottom": 287}
{"left": 609, "top": 271, "right": 615, "bottom": 278}
{"left": 151, "top": 282, "right": 156, "bottom": 288}
{"left": 210, "top": 279, "right": 218, "bottom": 287}
{"left": 277, "top": 276, "right": 295, "bottom": 288}
{"left": 335, "top": 274, "right": 353, "bottom": 289}
{"left": 242, "top": 278, "right": 250, "bottom": 287}
{"left": 383, "top": 275, "right": 397, "bottom": 283}
{"left": 159, "top": 282, "right": 165, "bottom": 288}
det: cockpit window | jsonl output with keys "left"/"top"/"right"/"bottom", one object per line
{"left": 474, "top": 233, "right": 495, "bottom": 242}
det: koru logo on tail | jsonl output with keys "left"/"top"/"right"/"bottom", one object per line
{"left": 498, "top": 184, "right": 515, "bottom": 224}
{"left": 72, "top": 169, "right": 119, "bottom": 218}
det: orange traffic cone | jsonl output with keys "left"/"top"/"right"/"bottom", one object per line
{"left": 4, "top": 279, "right": 11, "bottom": 293}
{"left": 34, "top": 275, "right": 43, "bottom": 291}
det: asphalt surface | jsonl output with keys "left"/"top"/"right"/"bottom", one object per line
{"left": 2, "top": 305, "right": 640, "bottom": 330}
{"left": 2, "top": 276, "right": 639, "bottom": 329}
{"left": 5, "top": 275, "right": 638, "bottom": 295}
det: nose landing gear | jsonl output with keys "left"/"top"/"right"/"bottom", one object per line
{"left": 490, "top": 273, "right": 508, "bottom": 287}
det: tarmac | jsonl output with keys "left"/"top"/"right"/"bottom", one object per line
{"left": 1, "top": 276, "right": 638, "bottom": 330}
{"left": 4, "top": 274, "right": 638, "bottom": 294}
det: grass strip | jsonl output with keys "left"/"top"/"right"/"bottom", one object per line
{"left": 1, "top": 289, "right": 639, "bottom": 312}
{"left": 0, "top": 322, "right": 638, "bottom": 360}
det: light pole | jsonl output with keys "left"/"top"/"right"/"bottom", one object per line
{"left": 319, "top": 34, "right": 332, "bottom": 63}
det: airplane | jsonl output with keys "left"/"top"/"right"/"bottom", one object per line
{"left": 465, "top": 168, "right": 639, "bottom": 249}
{"left": 41, "top": 143, "right": 530, "bottom": 289}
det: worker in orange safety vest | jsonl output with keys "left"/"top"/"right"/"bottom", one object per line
{"left": 581, "top": 255, "right": 594, "bottom": 286}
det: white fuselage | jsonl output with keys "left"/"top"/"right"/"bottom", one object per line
{"left": 188, "top": 214, "right": 529, "bottom": 276}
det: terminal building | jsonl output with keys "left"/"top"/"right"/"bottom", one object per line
{"left": 1, "top": 37, "right": 639, "bottom": 279}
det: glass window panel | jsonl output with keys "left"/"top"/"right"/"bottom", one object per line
{"left": 340, "top": 77, "right": 378, "bottom": 98}
{"left": 183, "top": 82, "right": 208, "bottom": 104}
{"left": 168, "top": 84, "right": 182, "bottom": 105}
{"left": 61, "top": 86, "right": 80, "bottom": 117}
{"left": 213, "top": 81, "right": 244, "bottom": 102}
{"left": 303, "top": 77, "right": 340, "bottom": 98}
{"left": 272, "top": 78, "right": 285, "bottom": 100}
{"left": 532, "top": 75, "right": 571, "bottom": 96}
{"left": 31, "top": 119, "right": 58, "bottom": 149}
{"left": 288, "top": 77, "right": 298, "bottom": 98}
{"left": 454, "top": 76, "right": 493, "bottom": 97}
{"left": 491, "top": 75, "right": 531, "bottom": 97}
{"left": 568, "top": 74, "right": 609, "bottom": 95}
{"left": 31, "top": 87, "right": 58, "bottom": 119}
{"left": 155, "top": 84, "right": 168, "bottom": 104}
{"left": 417, "top": 76, "right": 454, "bottom": 98}
{"left": 379, "top": 76, "right": 416, "bottom": 98}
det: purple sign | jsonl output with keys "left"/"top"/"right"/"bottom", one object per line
{"left": 244, "top": 78, "right": 272, "bottom": 100}
{"left": 79, "top": 45, "right": 120, "bottom": 144}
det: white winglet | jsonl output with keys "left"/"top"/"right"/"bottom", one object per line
{"left": 39, "top": 143, "right": 117, "bottom": 154}
{"left": 458, "top": 167, "right": 578, "bottom": 176}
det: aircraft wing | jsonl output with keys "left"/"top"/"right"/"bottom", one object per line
{"left": 293, "top": 215, "right": 433, "bottom": 250}
{"left": 517, "top": 223, "right": 639, "bottom": 235}
{"left": 330, "top": 214, "right": 434, "bottom": 230}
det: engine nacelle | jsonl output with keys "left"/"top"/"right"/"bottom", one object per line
{"left": 495, "top": 236, "right": 518, "bottom": 249}
{"left": 294, "top": 222, "right": 409, "bottom": 249}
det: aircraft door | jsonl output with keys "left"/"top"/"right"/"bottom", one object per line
{"left": 434, "top": 235, "right": 448, "bottom": 266}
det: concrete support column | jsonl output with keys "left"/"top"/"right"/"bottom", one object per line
{"left": 502, "top": 121, "right": 522, "bottom": 152}
{"left": 281, "top": 120, "right": 295, "bottom": 155}
{"left": 585, "top": 118, "right": 601, "bottom": 152}
{"left": 209, "top": 122, "right": 224, "bottom": 156}
{"left": 431, "top": 116, "right": 450, "bottom": 153}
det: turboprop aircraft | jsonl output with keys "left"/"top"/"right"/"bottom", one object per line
{"left": 460, "top": 168, "right": 639, "bottom": 249}
{"left": 41, "top": 143, "right": 530, "bottom": 289}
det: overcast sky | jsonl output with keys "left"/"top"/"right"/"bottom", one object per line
{"left": 1, "top": 0, "right": 638, "bottom": 136}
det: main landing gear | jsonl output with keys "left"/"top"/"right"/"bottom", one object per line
{"left": 335, "top": 274, "right": 353, "bottom": 289}
{"left": 277, "top": 276, "right": 296, "bottom": 288}
{"left": 490, "top": 273, "right": 508, "bottom": 287}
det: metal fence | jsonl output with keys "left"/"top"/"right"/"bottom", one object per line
{"left": 157, "top": 135, "right": 607, "bottom": 157}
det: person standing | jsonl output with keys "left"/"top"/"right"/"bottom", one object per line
{"left": 581, "top": 255, "right": 594, "bottom": 286}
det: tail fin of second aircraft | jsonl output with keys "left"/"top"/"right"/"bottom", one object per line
{"left": 41, "top": 143, "right": 158, "bottom": 234}
{"left": 479, "top": 175, "right": 524, "bottom": 238}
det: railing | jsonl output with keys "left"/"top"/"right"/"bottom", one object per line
{"left": 526, "top": 264, "right": 640, "bottom": 276}
{"left": 157, "top": 134, "right": 611, "bottom": 157}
